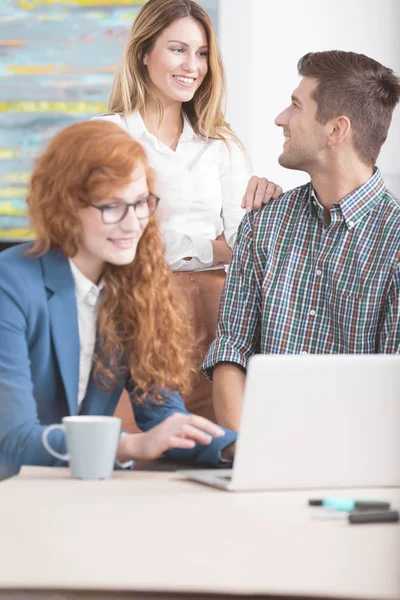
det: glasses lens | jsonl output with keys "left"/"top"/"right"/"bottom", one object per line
{"left": 135, "top": 198, "right": 151, "bottom": 220}
{"left": 102, "top": 204, "right": 126, "bottom": 224}
{"left": 136, "top": 194, "right": 158, "bottom": 220}
{"left": 147, "top": 194, "right": 158, "bottom": 216}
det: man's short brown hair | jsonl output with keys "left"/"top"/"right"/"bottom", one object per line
{"left": 298, "top": 50, "right": 400, "bottom": 165}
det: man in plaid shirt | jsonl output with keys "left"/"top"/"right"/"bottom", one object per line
{"left": 202, "top": 50, "right": 400, "bottom": 433}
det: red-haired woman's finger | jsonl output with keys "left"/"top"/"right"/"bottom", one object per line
{"left": 187, "top": 414, "right": 225, "bottom": 437}
{"left": 179, "top": 424, "right": 213, "bottom": 445}
{"left": 168, "top": 436, "right": 196, "bottom": 449}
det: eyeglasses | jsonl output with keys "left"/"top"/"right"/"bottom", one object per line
{"left": 90, "top": 193, "right": 160, "bottom": 225}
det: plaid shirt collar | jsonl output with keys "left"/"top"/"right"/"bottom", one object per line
{"left": 308, "top": 167, "right": 386, "bottom": 230}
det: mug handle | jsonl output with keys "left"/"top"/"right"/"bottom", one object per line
{"left": 42, "top": 424, "right": 70, "bottom": 462}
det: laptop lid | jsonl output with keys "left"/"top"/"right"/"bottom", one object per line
{"left": 231, "top": 355, "right": 400, "bottom": 491}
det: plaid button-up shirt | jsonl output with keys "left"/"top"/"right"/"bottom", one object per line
{"left": 202, "top": 169, "right": 400, "bottom": 377}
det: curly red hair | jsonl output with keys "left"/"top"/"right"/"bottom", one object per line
{"left": 28, "top": 120, "right": 196, "bottom": 400}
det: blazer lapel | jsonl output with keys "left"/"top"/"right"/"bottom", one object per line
{"left": 41, "top": 250, "right": 80, "bottom": 416}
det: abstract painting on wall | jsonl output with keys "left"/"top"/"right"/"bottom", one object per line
{"left": 0, "top": 0, "right": 219, "bottom": 241}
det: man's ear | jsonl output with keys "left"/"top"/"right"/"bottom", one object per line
{"left": 327, "top": 116, "right": 352, "bottom": 148}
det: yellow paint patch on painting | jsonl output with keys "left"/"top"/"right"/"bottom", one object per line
{"left": 8, "top": 65, "right": 116, "bottom": 76}
{"left": 0, "top": 229, "right": 34, "bottom": 240}
{"left": 0, "top": 101, "right": 107, "bottom": 113}
{"left": 0, "top": 202, "right": 18, "bottom": 214}
{"left": 86, "top": 12, "right": 107, "bottom": 18}
{"left": 0, "top": 40, "right": 26, "bottom": 47}
{"left": 3, "top": 172, "right": 31, "bottom": 183}
{"left": 0, "top": 203, "right": 28, "bottom": 217}
{"left": 0, "top": 149, "right": 21, "bottom": 159}
{"left": 8, "top": 65, "right": 56, "bottom": 74}
{"left": 0, "top": 189, "right": 27, "bottom": 199}
{"left": 19, "top": 0, "right": 145, "bottom": 8}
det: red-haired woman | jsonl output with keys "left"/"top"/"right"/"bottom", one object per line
{"left": 0, "top": 120, "right": 236, "bottom": 478}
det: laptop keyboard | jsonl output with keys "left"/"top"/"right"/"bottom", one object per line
{"left": 217, "top": 475, "right": 232, "bottom": 480}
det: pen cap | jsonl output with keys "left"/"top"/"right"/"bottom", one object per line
{"left": 354, "top": 501, "right": 390, "bottom": 510}
{"left": 308, "top": 500, "right": 323, "bottom": 506}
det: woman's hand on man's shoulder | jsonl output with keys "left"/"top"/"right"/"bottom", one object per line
{"left": 241, "top": 176, "right": 283, "bottom": 213}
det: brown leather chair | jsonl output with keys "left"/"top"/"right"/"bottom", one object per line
{"left": 114, "top": 269, "right": 223, "bottom": 432}
{"left": 114, "top": 390, "right": 141, "bottom": 434}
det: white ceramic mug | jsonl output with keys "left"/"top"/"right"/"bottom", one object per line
{"left": 42, "top": 416, "right": 122, "bottom": 480}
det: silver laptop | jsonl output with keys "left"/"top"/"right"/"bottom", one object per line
{"left": 183, "top": 355, "right": 400, "bottom": 491}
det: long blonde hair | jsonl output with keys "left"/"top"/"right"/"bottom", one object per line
{"left": 109, "top": 0, "right": 243, "bottom": 147}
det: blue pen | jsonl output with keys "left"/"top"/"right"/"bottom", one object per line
{"left": 308, "top": 498, "right": 391, "bottom": 511}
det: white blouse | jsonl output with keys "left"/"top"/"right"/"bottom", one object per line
{"left": 69, "top": 259, "right": 104, "bottom": 407}
{"left": 94, "top": 112, "right": 251, "bottom": 272}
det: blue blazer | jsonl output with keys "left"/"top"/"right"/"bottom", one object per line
{"left": 0, "top": 244, "right": 236, "bottom": 477}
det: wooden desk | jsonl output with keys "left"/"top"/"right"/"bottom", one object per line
{"left": 0, "top": 467, "right": 399, "bottom": 600}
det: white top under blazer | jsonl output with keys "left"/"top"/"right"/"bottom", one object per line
{"left": 94, "top": 112, "right": 251, "bottom": 272}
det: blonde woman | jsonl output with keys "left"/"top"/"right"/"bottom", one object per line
{"left": 95, "top": 0, "right": 281, "bottom": 427}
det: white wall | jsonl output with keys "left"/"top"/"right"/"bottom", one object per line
{"left": 219, "top": 0, "right": 400, "bottom": 195}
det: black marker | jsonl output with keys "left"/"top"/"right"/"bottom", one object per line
{"left": 349, "top": 510, "right": 399, "bottom": 524}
